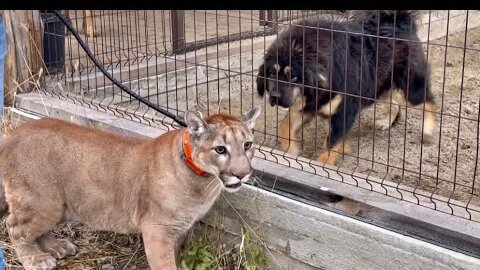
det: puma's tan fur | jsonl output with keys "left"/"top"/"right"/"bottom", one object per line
{"left": 0, "top": 107, "right": 261, "bottom": 270}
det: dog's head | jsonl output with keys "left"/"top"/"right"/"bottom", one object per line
{"left": 256, "top": 37, "right": 325, "bottom": 109}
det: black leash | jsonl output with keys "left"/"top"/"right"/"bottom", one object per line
{"left": 50, "top": 10, "right": 188, "bottom": 127}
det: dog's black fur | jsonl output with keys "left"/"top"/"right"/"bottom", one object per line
{"left": 256, "top": 10, "right": 434, "bottom": 154}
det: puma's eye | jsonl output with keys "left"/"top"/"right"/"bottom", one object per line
{"left": 214, "top": 146, "right": 227, "bottom": 154}
{"left": 244, "top": 141, "right": 253, "bottom": 150}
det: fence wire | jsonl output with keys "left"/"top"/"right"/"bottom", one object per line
{"left": 37, "top": 10, "right": 480, "bottom": 223}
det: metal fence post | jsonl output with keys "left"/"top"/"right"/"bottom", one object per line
{"left": 171, "top": 10, "right": 185, "bottom": 54}
{"left": 259, "top": 10, "right": 266, "bottom": 26}
{"left": 267, "top": 10, "right": 278, "bottom": 29}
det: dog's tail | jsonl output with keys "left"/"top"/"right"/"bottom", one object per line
{"left": 350, "top": 10, "right": 419, "bottom": 35}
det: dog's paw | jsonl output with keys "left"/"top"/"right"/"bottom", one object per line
{"left": 318, "top": 150, "right": 338, "bottom": 166}
{"left": 285, "top": 144, "right": 302, "bottom": 156}
{"left": 279, "top": 139, "right": 302, "bottom": 156}
{"left": 375, "top": 118, "right": 393, "bottom": 131}
{"left": 421, "top": 132, "right": 434, "bottom": 145}
{"left": 375, "top": 112, "right": 400, "bottom": 131}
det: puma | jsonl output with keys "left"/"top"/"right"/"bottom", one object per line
{"left": 0, "top": 106, "right": 261, "bottom": 270}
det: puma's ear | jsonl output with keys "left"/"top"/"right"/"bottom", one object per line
{"left": 243, "top": 106, "right": 262, "bottom": 130}
{"left": 185, "top": 111, "right": 208, "bottom": 134}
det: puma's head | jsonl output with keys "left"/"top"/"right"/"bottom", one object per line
{"left": 184, "top": 106, "right": 261, "bottom": 192}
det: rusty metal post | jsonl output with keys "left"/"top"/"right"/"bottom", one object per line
{"left": 171, "top": 10, "right": 185, "bottom": 54}
{"left": 267, "top": 10, "right": 278, "bottom": 29}
{"left": 259, "top": 10, "right": 266, "bottom": 26}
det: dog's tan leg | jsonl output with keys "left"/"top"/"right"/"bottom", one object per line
{"left": 278, "top": 90, "right": 313, "bottom": 156}
{"left": 415, "top": 101, "right": 436, "bottom": 144}
{"left": 141, "top": 224, "right": 177, "bottom": 270}
{"left": 82, "top": 10, "right": 98, "bottom": 37}
{"left": 376, "top": 89, "right": 404, "bottom": 130}
{"left": 318, "top": 137, "right": 351, "bottom": 166}
{"left": 316, "top": 94, "right": 357, "bottom": 166}
{"left": 279, "top": 110, "right": 314, "bottom": 156}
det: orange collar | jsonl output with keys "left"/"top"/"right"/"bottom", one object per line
{"left": 180, "top": 129, "right": 208, "bottom": 177}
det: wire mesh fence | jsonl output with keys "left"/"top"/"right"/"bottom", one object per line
{"left": 37, "top": 10, "right": 480, "bottom": 224}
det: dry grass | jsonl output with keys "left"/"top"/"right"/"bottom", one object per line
{"left": 1, "top": 219, "right": 269, "bottom": 270}
{"left": 1, "top": 209, "right": 269, "bottom": 270}
{"left": 1, "top": 221, "right": 149, "bottom": 270}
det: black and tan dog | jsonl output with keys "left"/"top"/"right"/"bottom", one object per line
{"left": 256, "top": 10, "right": 435, "bottom": 165}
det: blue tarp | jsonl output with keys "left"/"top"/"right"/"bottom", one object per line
{"left": 0, "top": 12, "right": 6, "bottom": 124}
